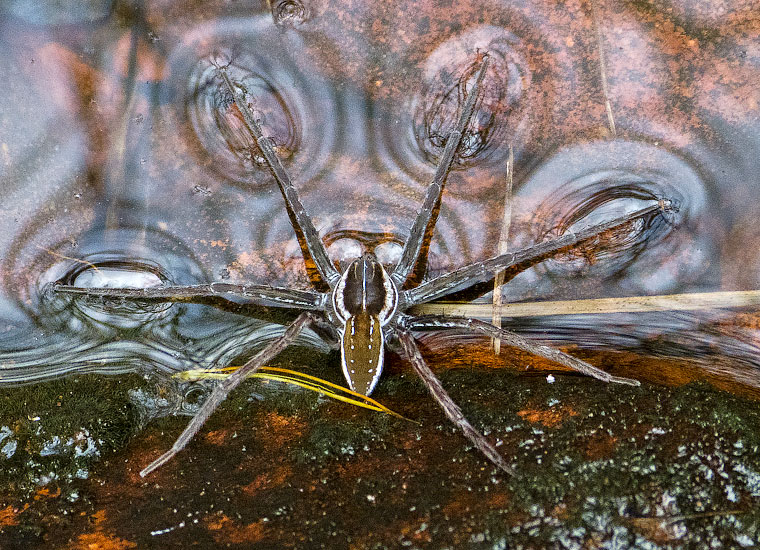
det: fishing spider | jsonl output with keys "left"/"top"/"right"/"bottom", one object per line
{"left": 56, "top": 56, "right": 671, "bottom": 476}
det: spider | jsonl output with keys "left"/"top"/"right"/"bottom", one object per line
{"left": 55, "top": 55, "right": 672, "bottom": 477}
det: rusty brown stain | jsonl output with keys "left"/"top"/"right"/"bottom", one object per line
{"left": 34, "top": 43, "right": 110, "bottom": 109}
{"left": 112, "top": 33, "right": 168, "bottom": 82}
{"left": 68, "top": 510, "right": 137, "bottom": 550}
{"left": 517, "top": 405, "right": 579, "bottom": 427}
{"left": 33, "top": 486, "right": 62, "bottom": 500}
{"left": 416, "top": 335, "right": 760, "bottom": 401}
{"left": 398, "top": 517, "right": 433, "bottom": 544}
{"left": 627, "top": 516, "right": 684, "bottom": 546}
{"left": 258, "top": 412, "right": 308, "bottom": 450}
{"left": 0, "top": 504, "right": 29, "bottom": 527}
{"left": 205, "top": 514, "right": 268, "bottom": 544}
{"left": 204, "top": 428, "right": 231, "bottom": 446}
{"left": 68, "top": 533, "right": 137, "bottom": 550}
{"left": 242, "top": 464, "right": 292, "bottom": 495}
{"left": 551, "top": 502, "right": 569, "bottom": 521}
{"left": 440, "top": 492, "right": 482, "bottom": 521}
{"left": 486, "top": 491, "right": 510, "bottom": 510}
{"left": 580, "top": 432, "right": 619, "bottom": 461}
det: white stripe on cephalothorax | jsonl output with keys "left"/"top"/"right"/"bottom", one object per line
{"left": 378, "top": 262, "right": 397, "bottom": 325}
{"left": 333, "top": 272, "right": 348, "bottom": 322}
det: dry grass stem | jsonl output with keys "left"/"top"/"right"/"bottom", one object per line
{"left": 413, "top": 290, "right": 760, "bottom": 319}
{"left": 491, "top": 144, "right": 514, "bottom": 354}
{"left": 590, "top": 0, "right": 617, "bottom": 137}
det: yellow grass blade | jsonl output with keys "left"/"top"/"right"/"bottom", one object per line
{"left": 175, "top": 366, "right": 409, "bottom": 420}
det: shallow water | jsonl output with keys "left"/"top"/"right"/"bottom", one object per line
{"left": 0, "top": 0, "right": 759, "bottom": 546}
{"left": 0, "top": 0, "right": 757, "bottom": 391}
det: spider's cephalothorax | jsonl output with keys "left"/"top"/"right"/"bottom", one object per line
{"left": 55, "top": 55, "right": 672, "bottom": 477}
{"left": 332, "top": 254, "right": 398, "bottom": 396}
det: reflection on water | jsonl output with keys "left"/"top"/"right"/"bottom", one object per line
{"left": 0, "top": 0, "right": 758, "bottom": 404}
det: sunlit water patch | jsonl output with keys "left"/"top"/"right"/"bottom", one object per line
{"left": 54, "top": 259, "right": 173, "bottom": 329}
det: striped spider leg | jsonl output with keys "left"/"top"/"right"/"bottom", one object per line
{"left": 55, "top": 53, "right": 673, "bottom": 476}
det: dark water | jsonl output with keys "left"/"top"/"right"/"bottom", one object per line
{"left": 0, "top": 1, "right": 759, "bottom": 546}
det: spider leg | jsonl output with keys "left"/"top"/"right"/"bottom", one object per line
{"left": 54, "top": 282, "right": 325, "bottom": 310}
{"left": 394, "top": 328, "right": 515, "bottom": 475}
{"left": 219, "top": 70, "right": 340, "bottom": 287}
{"left": 403, "top": 200, "right": 671, "bottom": 306}
{"left": 140, "top": 311, "right": 318, "bottom": 476}
{"left": 400, "top": 314, "right": 639, "bottom": 385}
{"left": 392, "top": 56, "right": 490, "bottom": 286}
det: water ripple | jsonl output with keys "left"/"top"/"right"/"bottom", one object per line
{"left": 508, "top": 139, "right": 712, "bottom": 298}
{"left": 176, "top": 16, "right": 337, "bottom": 189}
{"left": 375, "top": 25, "right": 531, "bottom": 198}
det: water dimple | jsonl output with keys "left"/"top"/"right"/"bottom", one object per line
{"left": 188, "top": 50, "right": 299, "bottom": 184}
{"left": 539, "top": 183, "right": 671, "bottom": 271}
{"left": 512, "top": 139, "right": 711, "bottom": 297}
{"left": 270, "top": 0, "right": 311, "bottom": 28}
{"left": 31, "top": 224, "right": 211, "bottom": 336}
{"left": 176, "top": 17, "right": 337, "bottom": 191}
{"left": 181, "top": 384, "right": 212, "bottom": 414}
{"left": 57, "top": 259, "right": 174, "bottom": 327}
{"left": 376, "top": 25, "right": 530, "bottom": 187}
{"left": 71, "top": 262, "right": 164, "bottom": 290}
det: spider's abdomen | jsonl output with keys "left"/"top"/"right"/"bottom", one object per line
{"left": 340, "top": 312, "right": 384, "bottom": 395}
{"left": 332, "top": 254, "right": 398, "bottom": 395}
